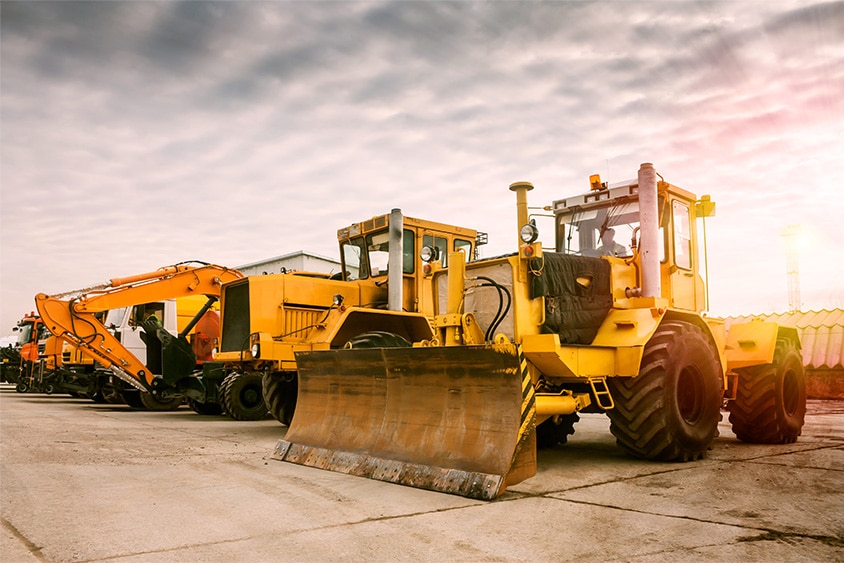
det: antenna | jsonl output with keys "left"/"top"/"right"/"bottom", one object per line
{"left": 781, "top": 224, "right": 801, "bottom": 312}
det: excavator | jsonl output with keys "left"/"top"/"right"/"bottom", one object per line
{"left": 35, "top": 262, "right": 244, "bottom": 411}
{"left": 273, "top": 163, "right": 806, "bottom": 500}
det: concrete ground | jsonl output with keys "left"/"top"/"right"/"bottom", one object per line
{"left": 1, "top": 385, "right": 842, "bottom": 562}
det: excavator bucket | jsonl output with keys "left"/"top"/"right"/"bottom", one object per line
{"left": 272, "top": 344, "right": 537, "bottom": 500}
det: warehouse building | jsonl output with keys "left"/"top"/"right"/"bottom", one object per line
{"left": 236, "top": 251, "right": 341, "bottom": 277}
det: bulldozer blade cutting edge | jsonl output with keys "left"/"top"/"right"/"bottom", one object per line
{"left": 272, "top": 345, "right": 537, "bottom": 500}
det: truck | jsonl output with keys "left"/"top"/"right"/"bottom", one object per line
{"left": 214, "top": 210, "right": 484, "bottom": 422}
{"left": 35, "top": 263, "right": 245, "bottom": 411}
{"left": 3, "top": 312, "right": 45, "bottom": 390}
{"left": 273, "top": 163, "right": 806, "bottom": 500}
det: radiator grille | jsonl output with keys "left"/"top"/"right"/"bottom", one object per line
{"left": 220, "top": 281, "right": 250, "bottom": 352}
{"left": 281, "top": 307, "right": 324, "bottom": 341}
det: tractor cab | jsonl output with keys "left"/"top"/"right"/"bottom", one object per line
{"left": 552, "top": 174, "right": 715, "bottom": 313}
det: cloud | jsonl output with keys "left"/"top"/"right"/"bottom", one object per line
{"left": 2, "top": 0, "right": 843, "bottom": 332}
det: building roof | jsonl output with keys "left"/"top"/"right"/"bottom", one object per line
{"left": 723, "top": 309, "right": 844, "bottom": 370}
{"left": 236, "top": 250, "right": 340, "bottom": 271}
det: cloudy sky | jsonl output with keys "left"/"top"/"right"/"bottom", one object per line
{"left": 2, "top": 0, "right": 843, "bottom": 336}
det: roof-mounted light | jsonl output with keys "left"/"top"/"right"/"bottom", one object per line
{"left": 590, "top": 174, "right": 607, "bottom": 191}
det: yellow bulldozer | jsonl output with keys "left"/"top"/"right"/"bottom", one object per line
{"left": 273, "top": 163, "right": 806, "bottom": 500}
{"left": 213, "top": 209, "right": 484, "bottom": 423}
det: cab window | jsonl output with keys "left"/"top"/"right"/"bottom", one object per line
{"left": 673, "top": 200, "right": 692, "bottom": 270}
{"left": 340, "top": 238, "right": 367, "bottom": 280}
{"left": 403, "top": 230, "right": 414, "bottom": 274}
{"left": 363, "top": 228, "right": 415, "bottom": 277}
{"left": 131, "top": 303, "right": 165, "bottom": 326}
{"left": 454, "top": 239, "right": 473, "bottom": 262}
{"left": 423, "top": 235, "right": 449, "bottom": 267}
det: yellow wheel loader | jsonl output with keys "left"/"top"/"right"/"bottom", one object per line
{"left": 35, "top": 262, "right": 244, "bottom": 412}
{"left": 213, "top": 210, "right": 484, "bottom": 423}
{"left": 273, "top": 163, "right": 806, "bottom": 500}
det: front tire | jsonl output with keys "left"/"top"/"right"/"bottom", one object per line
{"left": 607, "top": 321, "right": 722, "bottom": 461}
{"left": 727, "top": 337, "right": 805, "bottom": 444}
{"left": 263, "top": 372, "right": 297, "bottom": 426}
{"left": 344, "top": 331, "right": 411, "bottom": 349}
{"left": 536, "top": 414, "right": 580, "bottom": 449}
{"left": 187, "top": 398, "right": 224, "bottom": 415}
{"left": 140, "top": 392, "right": 183, "bottom": 411}
{"left": 121, "top": 389, "right": 145, "bottom": 409}
{"left": 220, "top": 372, "right": 268, "bottom": 421}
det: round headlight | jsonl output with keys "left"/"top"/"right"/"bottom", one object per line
{"left": 520, "top": 222, "right": 539, "bottom": 243}
{"left": 250, "top": 343, "right": 260, "bottom": 359}
{"left": 420, "top": 245, "right": 439, "bottom": 263}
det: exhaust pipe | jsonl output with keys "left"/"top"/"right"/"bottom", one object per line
{"left": 388, "top": 208, "right": 403, "bottom": 311}
{"left": 509, "top": 181, "right": 534, "bottom": 246}
{"left": 638, "top": 163, "right": 661, "bottom": 299}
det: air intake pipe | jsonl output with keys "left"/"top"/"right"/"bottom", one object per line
{"left": 388, "top": 208, "right": 404, "bottom": 311}
{"left": 509, "top": 181, "right": 534, "bottom": 246}
{"left": 638, "top": 163, "right": 661, "bottom": 299}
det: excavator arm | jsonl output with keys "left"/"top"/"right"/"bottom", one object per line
{"left": 35, "top": 264, "right": 243, "bottom": 393}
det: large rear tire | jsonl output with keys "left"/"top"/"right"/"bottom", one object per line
{"left": 607, "top": 321, "right": 722, "bottom": 461}
{"left": 727, "top": 337, "right": 805, "bottom": 444}
{"left": 220, "top": 372, "right": 268, "bottom": 421}
{"left": 263, "top": 372, "right": 297, "bottom": 426}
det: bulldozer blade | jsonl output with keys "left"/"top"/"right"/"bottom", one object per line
{"left": 272, "top": 345, "right": 537, "bottom": 500}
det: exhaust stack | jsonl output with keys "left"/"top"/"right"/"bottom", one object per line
{"left": 388, "top": 208, "right": 403, "bottom": 311}
{"left": 638, "top": 163, "right": 661, "bottom": 299}
{"left": 509, "top": 181, "right": 534, "bottom": 246}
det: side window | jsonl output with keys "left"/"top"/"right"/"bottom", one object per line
{"left": 673, "top": 200, "right": 692, "bottom": 270}
{"left": 340, "top": 238, "right": 366, "bottom": 280}
{"left": 403, "top": 229, "right": 414, "bottom": 274}
{"left": 454, "top": 239, "right": 473, "bottom": 262}
{"left": 131, "top": 303, "right": 165, "bottom": 326}
{"left": 422, "top": 235, "right": 449, "bottom": 267}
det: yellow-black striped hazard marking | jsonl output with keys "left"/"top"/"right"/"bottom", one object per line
{"left": 510, "top": 346, "right": 536, "bottom": 470}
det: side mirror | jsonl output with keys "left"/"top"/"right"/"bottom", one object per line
{"left": 695, "top": 195, "right": 716, "bottom": 218}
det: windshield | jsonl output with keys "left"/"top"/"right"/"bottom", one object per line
{"left": 16, "top": 323, "right": 34, "bottom": 346}
{"left": 557, "top": 200, "right": 641, "bottom": 258}
{"left": 340, "top": 228, "right": 415, "bottom": 280}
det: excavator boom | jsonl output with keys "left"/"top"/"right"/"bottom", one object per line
{"left": 35, "top": 264, "right": 243, "bottom": 391}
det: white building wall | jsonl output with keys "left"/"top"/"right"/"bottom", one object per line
{"left": 236, "top": 251, "right": 341, "bottom": 277}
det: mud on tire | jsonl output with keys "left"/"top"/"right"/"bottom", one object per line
{"left": 727, "top": 337, "right": 805, "bottom": 444}
{"left": 607, "top": 321, "right": 722, "bottom": 461}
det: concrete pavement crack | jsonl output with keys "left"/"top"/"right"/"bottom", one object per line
{"left": 1, "top": 516, "right": 48, "bottom": 562}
